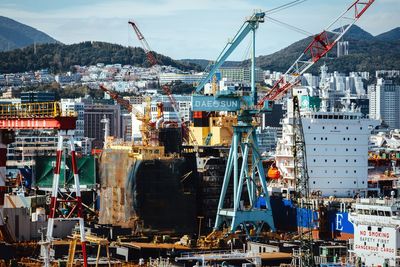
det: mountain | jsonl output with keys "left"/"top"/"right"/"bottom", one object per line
{"left": 0, "top": 16, "right": 58, "bottom": 51}
{"left": 0, "top": 41, "right": 200, "bottom": 73}
{"left": 251, "top": 25, "right": 400, "bottom": 74}
{"left": 376, "top": 27, "right": 400, "bottom": 41}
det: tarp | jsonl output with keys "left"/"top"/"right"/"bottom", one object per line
{"left": 34, "top": 155, "right": 96, "bottom": 188}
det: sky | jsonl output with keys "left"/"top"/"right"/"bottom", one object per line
{"left": 1, "top": 0, "right": 399, "bottom": 60}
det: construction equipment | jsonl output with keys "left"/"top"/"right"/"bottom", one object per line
{"left": 128, "top": 20, "right": 197, "bottom": 145}
{"left": 128, "top": 21, "right": 157, "bottom": 66}
{"left": 194, "top": 10, "right": 275, "bottom": 236}
{"left": 0, "top": 101, "right": 87, "bottom": 267}
{"left": 99, "top": 84, "right": 152, "bottom": 146}
{"left": 67, "top": 233, "right": 111, "bottom": 267}
{"left": 292, "top": 95, "right": 314, "bottom": 266}
{"left": 258, "top": 0, "right": 376, "bottom": 105}
{"left": 193, "top": 0, "right": 375, "bottom": 240}
{"left": 258, "top": 1, "right": 375, "bottom": 265}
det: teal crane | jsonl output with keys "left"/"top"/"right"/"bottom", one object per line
{"left": 193, "top": 10, "right": 275, "bottom": 236}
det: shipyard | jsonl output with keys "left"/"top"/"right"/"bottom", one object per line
{"left": 0, "top": 0, "right": 399, "bottom": 266}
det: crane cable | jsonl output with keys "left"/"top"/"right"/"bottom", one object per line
{"left": 264, "top": 0, "right": 308, "bottom": 15}
{"left": 266, "top": 16, "right": 313, "bottom": 37}
{"left": 199, "top": 0, "right": 309, "bottom": 74}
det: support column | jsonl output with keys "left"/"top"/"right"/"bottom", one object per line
{"left": 0, "top": 131, "right": 8, "bottom": 186}
{"left": 43, "top": 132, "right": 87, "bottom": 267}
{"left": 251, "top": 28, "right": 256, "bottom": 105}
{"left": 69, "top": 136, "right": 88, "bottom": 267}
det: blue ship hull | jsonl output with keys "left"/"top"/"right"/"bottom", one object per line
{"left": 269, "top": 196, "right": 354, "bottom": 240}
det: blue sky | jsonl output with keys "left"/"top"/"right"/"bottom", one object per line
{"left": 1, "top": 0, "right": 399, "bottom": 60}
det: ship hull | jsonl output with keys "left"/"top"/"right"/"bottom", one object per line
{"left": 270, "top": 196, "right": 354, "bottom": 240}
{"left": 99, "top": 149, "right": 198, "bottom": 234}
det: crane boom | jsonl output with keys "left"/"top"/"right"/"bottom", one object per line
{"left": 128, "top": 21, "right": 158, "bottom": 66}
{"left": 195, "top": 12, "right": 265, "bottom": 93}
{"left": 129, "top": 20, "right": 197, "bottom": 145}
{"left": 258, "top": 0, "right": 375, "bottom": 104}
{"left": 99, "top": 84, "right": 145, "bottom": 121}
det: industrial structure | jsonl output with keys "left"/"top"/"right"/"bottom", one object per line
{"left": 0, "top": 0, "right": 387, "bottom": 266}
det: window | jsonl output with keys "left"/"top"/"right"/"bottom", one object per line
{"left": 322, "top": 126, "right": 325, "bottom": 130}
{"left": 321, "top": 137, "right": 323, "bottom": 140}
{"left": 314, "top": 137, "right": 316, "bottom": 140}
{"left": 346, "top": 127, "right": 349, "bottom": 130}
{"left": 355, "top": 138, "right": 357, "bottom": 141}
{"left": 354, "top": 170, "right": 357, "bottom": 173}
{"left": 346, "top": 148, "right": 348, "bottom": 152}
{"left": 325, "top": 170, "right": 327, "bottom": 173}
{"left": 346, "top": 159, "right": 349, "bottom": 162}
{"left": 325, "top": 159, "right": 327, "bottom": 162}
{"left": 313, "top": 181, "right": 315, "bottom": 184}
{"left": 354, "top": 148, "right": 357, "bottom": 152}
{"left": 334, "top": 126, "right": 337, "bottom": 129}
{"left": 354, "top": 181, "right": 357, "bottom": 184}
{"left": 313, "top": 159, "right": 316, "bottom": 162}
{"left": 360, "top": 127, "right": 363, "bottom": 130}
{"left": 334, "top": 159, "right": 336, "bottom": 162}
{"left": 313, "top": 148, "right": 316, "bottom": 151}
{"left": 354, "top": 159, "right": 357, "bottom": 162}
{"left": 308, "top": 126, "right": 310, "bottom": 129}
{"left": 325, "top": 137, "right": 328, "bottom": 140}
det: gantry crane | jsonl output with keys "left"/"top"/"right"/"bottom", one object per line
{"left": 128, "top": 20, "right": 198, "bottom": 145}
{"left": 193, "top": 0, "right": 375, "bottom": 240}
{"left": 193, "top": 11, "right": 275, "bottom": 236}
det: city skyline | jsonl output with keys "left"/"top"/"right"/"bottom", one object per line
{"left": 0, "top": 0, "right": 399, "bottom": 61}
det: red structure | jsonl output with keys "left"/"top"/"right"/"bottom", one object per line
{"left": 0, "top": 101, "right": 86, "bottom": 267}
{"left": 258, "top": 0, "right": 375, "bottom": 105}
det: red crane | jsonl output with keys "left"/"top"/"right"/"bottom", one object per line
{"left": 128, "top": 20, "right": 198, "bottom": 145}
{"left": 258, "top": 0, "right": 375, "bottom": 104}
{"left": 128, "top": 21, "right": 157, "bottom": 66}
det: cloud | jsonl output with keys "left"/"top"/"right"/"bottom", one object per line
{"left": 0, "top": 0, "right": 398, "bottom": 59}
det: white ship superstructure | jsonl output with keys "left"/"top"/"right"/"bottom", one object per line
{"left": 273, "top": 86, "right": 379, "bottom": 197}
{"left": 349, "top": 198, "right": 400, "bottom": 267}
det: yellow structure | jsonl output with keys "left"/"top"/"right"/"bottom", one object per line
{"left": 67, "top": 234, "right": 111, "bottom": 267}
{"left": 190, "top": 114, "right": 237, "bottom": 146}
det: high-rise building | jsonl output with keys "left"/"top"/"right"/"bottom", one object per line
{"left": 84, "top": 103, "right": 121, "bottom": 148}
{"left": 150, "top": 95, "right": 191, "bottom": 123}
{"left": 368, "top": 78, "right": 400, "bottom": 129}
{"left": 337, "top": 41, "right": 349, "bottom": 57}
{"left": 159, "top": 73, "right": 204, "bottom": 85}
{"left": 20, "top": 91, "right": 55, "bottom": 103}
{"left": 219, "top": 67, "right": 264, "bottom": 83}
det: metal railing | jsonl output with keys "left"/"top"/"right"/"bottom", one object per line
{"left": 0, "top": 102, "right": 75, "bottom": 118}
